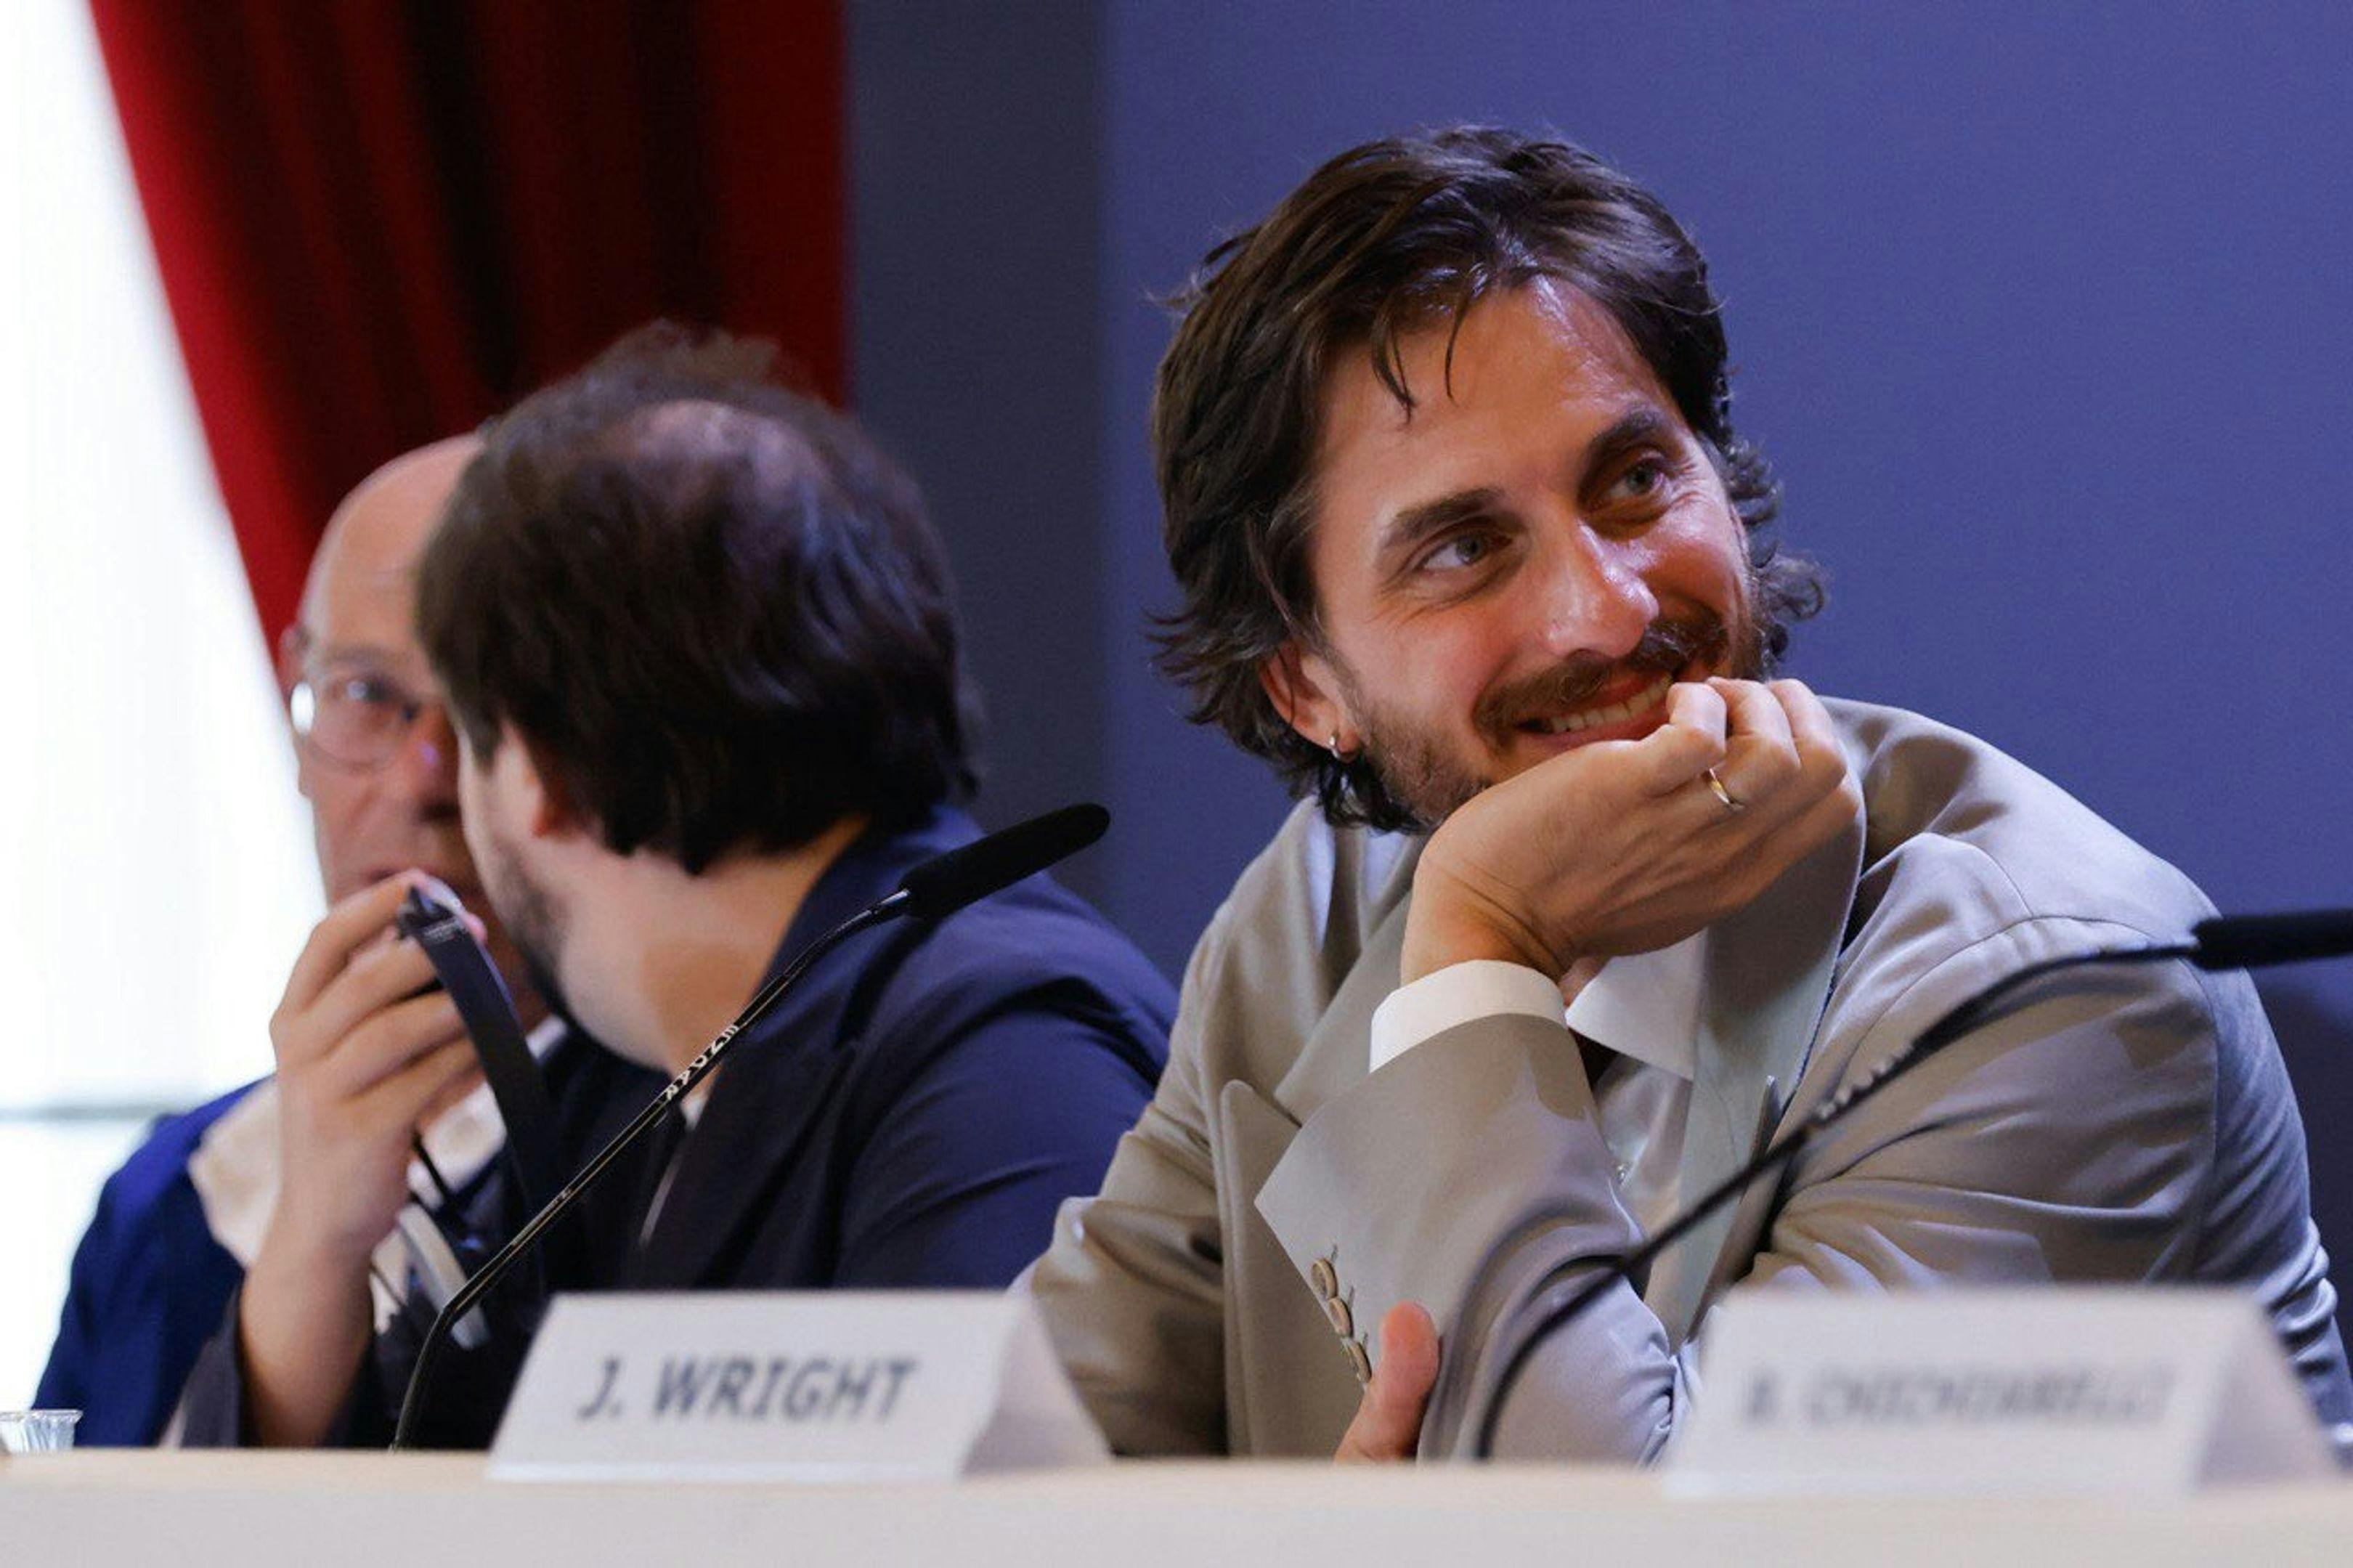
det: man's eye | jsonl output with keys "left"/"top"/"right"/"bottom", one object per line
{"left": 1421, "top": 532, "right": 1495, "bottom": 572}
{"left": 1606, "top": 456, "right": 1673, "bottom": 504}
{"left": 328, "top": 675, "right": 403, "bottom": 711}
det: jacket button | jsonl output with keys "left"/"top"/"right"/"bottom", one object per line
{"left": 1324, "top": 1296, "right": 1353, "bottom": 1337}
{"left": 1309, "top": 1259, "right": 1338, "bottom": 1300}
{"left": 1343, "top": 1338, "right": 1372, "bottom": 1385}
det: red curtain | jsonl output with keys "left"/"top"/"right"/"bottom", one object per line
{"left": 89, "top": 0, "right": 845, "bottom": 647}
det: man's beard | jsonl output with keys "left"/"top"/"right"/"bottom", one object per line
{"left": 1339, "top": 604, "right": 1764, "bottom": 832}
{"left": 476, "top": 827, "right": 581, "bottom": 1034}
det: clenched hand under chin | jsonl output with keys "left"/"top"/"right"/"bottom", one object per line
{"left": 240, "top": 873, "right": 487, "bottom": 1445}
{"left": 1402, "top": 678, "right": 1861, "bottom": 986}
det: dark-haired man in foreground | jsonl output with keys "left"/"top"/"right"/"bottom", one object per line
{"left": 183, "top": 327, "right": 1171, "bottom": 1448}
{"left": 1027, "top": 128, "right": 2351, "bottom": 1459}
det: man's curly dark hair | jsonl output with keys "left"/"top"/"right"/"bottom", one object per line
{"left": 1152, "top": 127, "right": 1823, "bottom": 832}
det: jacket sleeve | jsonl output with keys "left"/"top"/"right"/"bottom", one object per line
{"left": 37, "top": 1121, "right": 248, "bottom": 1447}
{"left": 1256, "top": 916, "right": 2244, "bottom": 1461}
{"left": 830, "top": 987, "right": 1161, "bottom": 1291}
{"left": 1024, "top": 914, "right": 1239, "bottom": 1455}
{"left": 171, "top": 1283, "right": 389, "bottom": 1449}
{"left": 33, "top": 1182, "right": 115, "bottom": 1417}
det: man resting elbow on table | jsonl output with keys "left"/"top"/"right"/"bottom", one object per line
{"left": 1023, "top": 127, "right": 2353, "bottom": 1461}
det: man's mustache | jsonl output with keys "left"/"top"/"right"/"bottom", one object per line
{"left": 1473, "top": 615, "right": 1726, "bottom": 734}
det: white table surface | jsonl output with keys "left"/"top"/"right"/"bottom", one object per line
{"left": 4, "top": 1450, "right": 2352, "bottom": 1567}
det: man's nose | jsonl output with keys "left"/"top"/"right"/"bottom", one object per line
{"left": 1532, "top": 523, "right": 1657, "bottom": 662}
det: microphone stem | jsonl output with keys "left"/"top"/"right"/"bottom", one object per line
{"left": 1467, "top": 938, "right": 2193, "bottom": 1460}
{"left": 389, "top": 893, "right": 908, "bottom": 1450}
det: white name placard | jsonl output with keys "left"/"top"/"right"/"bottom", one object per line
{"left": 487, "top": 1291, "right": 1108, "bottom": 1483}
{"left": 1667, "top": 1288, "right": 2334, "bottom": 1496}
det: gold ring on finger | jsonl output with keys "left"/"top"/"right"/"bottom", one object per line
{"left": 1704, "top": 767, "right": 1743, "bottom": 813}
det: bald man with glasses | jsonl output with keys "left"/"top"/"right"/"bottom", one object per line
{"left": 36, "top": 437, "right": 564, "bottom": 1444}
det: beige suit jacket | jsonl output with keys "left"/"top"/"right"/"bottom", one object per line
{"left": 1028, "top": 700, "right": 2352, "bottom": 1458}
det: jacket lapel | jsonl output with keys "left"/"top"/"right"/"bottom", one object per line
{"left": 1642, "top": 806, "right": 1864, "bottom": 1344}
{"left": 1214, "top": 1080, "right": 1365, "bottom": 1454}
{"left": 1268, "top": 825, "right": 1421, "bottom": 1124}
{"left": 1207, "top": 830, "right": 1417, "bottom": 1453}
{"left": 1269, "top": 899, "right": 1412, "bottom": 1124}
{"left": 625, "top": 981, "right": 858, "bottom": 1288}
{"left": 625, "top": 810, "right": 978, "bottom": 1289}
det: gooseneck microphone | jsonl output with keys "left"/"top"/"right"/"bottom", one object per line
{"left": 896, "top": 803, "right": 1110, "bottom": 919}
{"left": 1466, "top": 907, "right": 2353, "bottom": 1460}
{"left": 389, "top": 803, "right": 1110, "bottom": 1450}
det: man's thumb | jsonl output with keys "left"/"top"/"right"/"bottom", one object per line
{"left": 1335, "top": 1301, "right": 1440, "bottom": 1463}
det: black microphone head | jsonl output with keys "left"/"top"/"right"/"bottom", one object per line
{"left": 2190, "top": 910, "right": 2353, "bottom": 972}
{"left": 895, "top": 803, "right": 1110, "bottom": 921}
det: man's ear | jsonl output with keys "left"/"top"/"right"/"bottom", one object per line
{"left": 278, "top": 625, "right": 314, "bottom": 797}
{"left": 494, "top": 726, "right": 586, "bottom": 841}
{"left": 275, "top": 625, "right": 306, "bottom": 702}
{"left": 1259, "top": 641, "right": 1354, "bottom": 755}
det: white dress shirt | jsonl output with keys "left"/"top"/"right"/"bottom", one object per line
{"left": 1367, "top": 935, "right": 1706, "bottom": 1233}
{"left": 188, "top": 1018, "right": 566, "bottom": 1329}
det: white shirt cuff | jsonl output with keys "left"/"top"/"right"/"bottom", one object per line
{"left": 1367, "top": 959, "right": 1566, "bottom": 1074}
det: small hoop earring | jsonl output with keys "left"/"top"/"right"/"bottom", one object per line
{"left": 1327, "top": 732, "right": 1356, "bottom": 764}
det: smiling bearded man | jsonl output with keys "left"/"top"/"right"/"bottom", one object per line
{"left": 1024, "top": 126, "right": 2352, "bottom": 1461}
